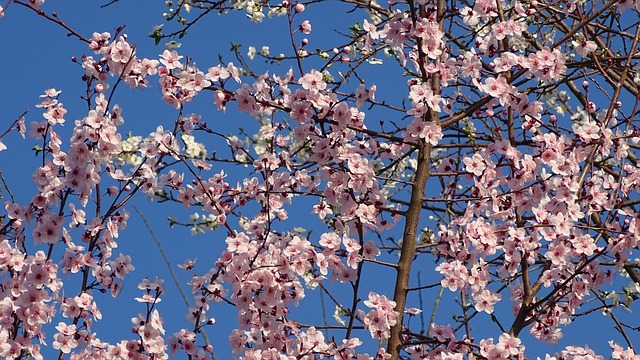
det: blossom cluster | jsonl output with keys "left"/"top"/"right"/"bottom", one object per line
{"left": 2, "top": 0, "right": 640, "bottom": 359}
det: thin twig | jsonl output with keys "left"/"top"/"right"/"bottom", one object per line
{"left": 134, "top": 205, "right": 217, "bottom": 360}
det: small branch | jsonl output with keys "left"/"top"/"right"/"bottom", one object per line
{"left": 101, "top": 0, "right": 120, "bottom": 8}
{"left": 13, "top": 1, "right": 90, "bottom": 43}
{"left": 134, "top": 205, "right": 217, "bottom": 360}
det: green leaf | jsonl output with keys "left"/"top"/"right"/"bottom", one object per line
{"left": 149, "top": 25, "right": 164, "bottom": 46}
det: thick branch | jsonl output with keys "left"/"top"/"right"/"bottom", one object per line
{"left": 387, "top": 142, "right": 432, "bottom": 359}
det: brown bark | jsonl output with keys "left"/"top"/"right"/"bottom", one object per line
{"left": 387, "top": 143, "right": 432, "bottom": 359}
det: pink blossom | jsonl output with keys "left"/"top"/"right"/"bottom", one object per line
{"left": 159, "top": 49, "right": 183, "bottom": 70}
{"left": 109, "top": 36, "right": 133, "bottom": 64}
{"left": 299, "top": 69, "right": 326, "bottom": 94}
{"left": 110, "top": 253, "right": 135, "bottom": 279}
{"left": 299, "top": 20, "right": 312, "bottom": 34}
{"left": 572, "top": 39, "right": 597, "bottom": 57}
{"left": 463, "top": 153, "right": 487, "bottom": 176}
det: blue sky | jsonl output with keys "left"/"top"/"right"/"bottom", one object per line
{"left": 1, "top": 1, "right": 639, "bottom": 359}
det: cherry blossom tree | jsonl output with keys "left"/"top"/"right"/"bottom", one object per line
{"left": 1, "top": 0, "right": 640, "bottom": 359}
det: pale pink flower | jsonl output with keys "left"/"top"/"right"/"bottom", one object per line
{"left": 299, "top": 20, "right": 312, "bottom": 34}
{"left": 159, "top": 49, "right": 183, "bottom": 70}
{"left": 299, "top": 69, "right": 326, "bottom": 93}
{"left": 572, "top": 39, "right": 597, "bottom": 57}
{"left": 110, "top": 253, "right": 135, "bottom": 279}
{"left": 464, "top": 153, "right": 487, "bottom": 176}
{"left": 312, "top": 201, "right": 333, "bottom": 219}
